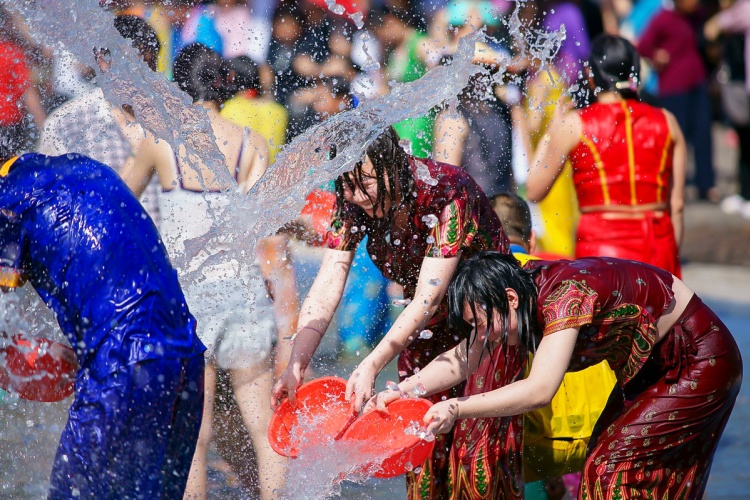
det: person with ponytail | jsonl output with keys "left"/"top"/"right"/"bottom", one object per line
{"left": 272, "top": 126, "right": 520, "bottom": 499}
{"left": 526, "top": 34, "right": 687, "bottom": 277}
{"left": 121, "top": 43, "right": 290, "bottom": 499}
{"left": 368, "top": 251, "right": 742, "bottom": 498}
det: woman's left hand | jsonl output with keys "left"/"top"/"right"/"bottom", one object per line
{"left": 423, "top": 399, "right": 460, "bottom": 435}
{"left": 346, "top": 362, "right": 378, "bottom": 412}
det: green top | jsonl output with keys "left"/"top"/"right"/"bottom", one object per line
{"left": 387, "top": 31, "right": 434, "bottom": 158}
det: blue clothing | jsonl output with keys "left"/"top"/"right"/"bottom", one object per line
{"left": 336, "top": 237, "right": 392, "bottom": 350}
{"left": 49, "top": 354, "right": 204, "bottom": 498}
{"left": 0, "top": 153, "right": 205, "bottom": 379}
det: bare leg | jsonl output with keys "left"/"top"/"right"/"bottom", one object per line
{"left": 230, "top": 357, "right": 287, "bottom": 500}
{"left": 183, "top": 362, "right": 217, "bottom": 500}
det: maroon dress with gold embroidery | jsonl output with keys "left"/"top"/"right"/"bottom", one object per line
{"left": 526, "top": 257, "right": 742, "bottom": 499}
{"left": 326, "top": 157, "right": 520, "bottom": 499}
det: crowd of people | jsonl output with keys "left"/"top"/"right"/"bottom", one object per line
{"left": 0, "top": 0, "right": 747, "bottom": 499}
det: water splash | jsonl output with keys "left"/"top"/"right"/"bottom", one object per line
{"left": 4, "top": 0, "right": 231, "bottom": 190}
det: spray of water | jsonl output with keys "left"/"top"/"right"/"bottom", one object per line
{"left": 4, "top": 0, "right": 231, "bottom": 189}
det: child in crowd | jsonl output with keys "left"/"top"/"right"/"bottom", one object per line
{"left": 0, "top": 151, "right": 205, "bottom": 497}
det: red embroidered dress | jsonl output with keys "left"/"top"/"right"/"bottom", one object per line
{"left": 326, "top": 157, "right": 519, "bottom": 499}
{"left": 569, "top": 100, "right": 681, "bottom": 276}
{"left": 526, "top": 257, "right": 742, "bottom": 498}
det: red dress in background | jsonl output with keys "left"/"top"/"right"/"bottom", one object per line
{"left": 526, "top": 258, "right": 742, "bottom": 498}
{"left": 570, "top": 100, "right": 682, "bottom": 277}
{"left": 326, "top": 158, "right": 521, "bottom": 499}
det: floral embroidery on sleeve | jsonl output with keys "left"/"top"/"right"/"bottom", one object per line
{"left": 542, "top": 280, "right": 600, "bottom": 336}
{"left": 325, "top": 209, "right": 365, "bottom": 252}
{"left": 425, "top": 198, "right": 475, "bottom": 258}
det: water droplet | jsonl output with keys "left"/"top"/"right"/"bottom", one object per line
{"left": 424, "top": 433, "right": 436, "bottom": 443}
{"left": 414, "top": 466, "right": 423, "bottom": 474}
{"left": 428, "top": 278, "right": 442, "bottom": 286}
{"left": 349, "top": 11, "right": 364, "bottom": 29}
{"left": 419, "top": 330, "right": 434, "bottom": 340}
{"left": 404, "top": 462, "right": 414, "bottom": 472}
{"left": 386, "top": 380, "right": 399, "bottom": 391}
{"left": 426, "top": 236, "right": 435, "bottom": 244}
{"left": 421, "top": 214, "right": 439, "bottom": 228}
{"left": 413, "top": 383, "right": 426, "bottom": 396}
{"left": 398, "top": 370, "right": 409, "bottom": 377}
{"left": 393, "top": 239, "right": 401, "bottom": 246}
{"left": 351, "top": 226, "right": 358, "bottom": 233}
{"left": 392, "top": 298, "right": 412, "bottom": 307}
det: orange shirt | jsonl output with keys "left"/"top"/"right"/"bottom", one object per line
{"left": 569, "top": 100, "right": 674, "bottom": 209}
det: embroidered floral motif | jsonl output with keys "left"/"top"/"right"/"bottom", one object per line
{"left": 542, "top": 280, "right": 600, "bottom": 334}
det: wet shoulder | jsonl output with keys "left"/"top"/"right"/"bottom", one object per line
{"left": 410, "top": 157, "right": 473, "bottom": 209}
{"left": 532, "top": 257, "right": 675, "bottom": 317}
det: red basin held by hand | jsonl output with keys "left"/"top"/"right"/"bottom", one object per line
{"left": 340, "top": 398, "right": 435, "bottom": 478}
{"left": 268, "top": 376, "right": 356, "bottom": 458}
{"left": 0, "top": 334, "right": 77, "bottom": 402}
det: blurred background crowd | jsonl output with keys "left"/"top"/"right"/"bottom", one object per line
{"left": 1, "top": 0, "right": 748, "bottom": 351}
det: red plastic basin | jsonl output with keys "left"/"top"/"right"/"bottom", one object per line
{"left": 340, "top": 398, "right": 435, "bottom": 478}
{"left": 268, "top": 376, "right": 356, "bottom": 458}
{"left": 0, "top": 334, "right": 76, "bottom": 402}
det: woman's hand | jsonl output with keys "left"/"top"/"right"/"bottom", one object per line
{"left": 363, "top": 387, "right": 404, "bottom": 414}
{"left": 423, "top": 399, "right": 460, "bottom": 435}
{"left": 271, "top": 363, "right": 305, "bottom": 410}
{"left": 346, "top": 361, "right": 379, "bottom": 412}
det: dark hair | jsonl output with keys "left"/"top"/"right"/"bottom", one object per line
{"left": 491, "top": 193, "right": 532, "bottom": 245}
{"left": 173, "top": 43, "right": 229, "bottom": 103}
{"left": 448, "top": 252, "right": 539, "bottom": 364}
{"left": 588, "top": 34, "right": 641, "bottom": 100}
{"left": 0, "top": 142, "right": 13, "bottom": 165}
{"left": 226, "top": 55, "right": 260, "bottom": 95}
{"left": 333, "top": 126, "right": 415, "bottom": 221}
{"left": 114, "top": 15, "right": 160, "bottom": 71}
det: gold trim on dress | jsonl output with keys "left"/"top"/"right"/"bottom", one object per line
{"left": 0, "top": 157, "right": 19, "bottom": 177}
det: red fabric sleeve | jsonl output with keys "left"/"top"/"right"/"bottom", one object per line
{"left": 540, "top": 279, "right": 600, "bottom": 336}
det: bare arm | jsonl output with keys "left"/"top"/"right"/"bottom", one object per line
{"left": 257, "top": 234, "right": 300, "bottom": 378}
{"left": 22, "top": 86, "right": 46, "bottom": 130}
{"left": 526, "top": 106, "right": 581, "bottom": 202}
{"left": 347, "top": 255, "right": 461, "bottom": 410}
{"left": 120, "top": 133, "right": 168, "bottom": 198}
{"left": 664, "top": 110, "right": 686, "bottom": 246}
{"left": 271, "top": 248, "right": 353, "bottom": 406}
{"left": 423, "top": 327, "right": 579, "bottom": 434}
{"left": 432, "top": 106, "right": 468, "bottom": 166}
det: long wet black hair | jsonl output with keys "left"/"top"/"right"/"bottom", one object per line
{"left": 448, "top": 252, "right": 540, "bottom": 364}
{"left": 588, "top": 34, "right": 641, "bottom": 101}
{"left": 333, "top": 126, "right": 415, "bottom": 221}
